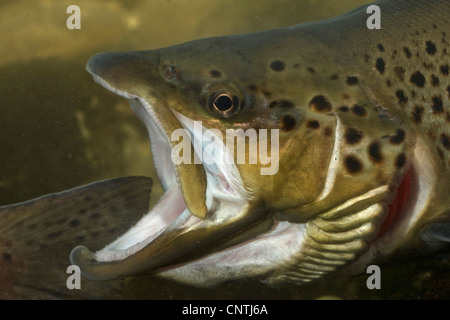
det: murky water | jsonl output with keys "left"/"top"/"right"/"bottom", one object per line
{"left": 1, "top": 0, "right": 449, "bottom": 299}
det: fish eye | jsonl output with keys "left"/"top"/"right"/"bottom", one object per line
{"left": 208, "top": 92, "right": 240, "bottom": 117}
{"left": 213, "top": 93, "right": 235, "bottom": 111}
{"left": 203, "top": 81, "right": 244, "bottom": 118}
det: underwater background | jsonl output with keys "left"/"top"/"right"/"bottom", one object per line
{"left": 0, "top": 0, "right": 449, "bottom": 299}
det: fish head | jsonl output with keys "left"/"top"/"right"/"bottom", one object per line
{"left": 72, "top": 30, "right": 416, "bottom": 286}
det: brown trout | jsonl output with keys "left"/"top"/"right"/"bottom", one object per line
{"left": 1, "top": 0, "right": 449, "bottom": 296}
{"left": 69, "top": 0, "right": 449, "bottom": 286}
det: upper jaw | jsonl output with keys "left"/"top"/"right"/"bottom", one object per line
{"left": 87, "top": 52, "right": 208, "bottom": 219}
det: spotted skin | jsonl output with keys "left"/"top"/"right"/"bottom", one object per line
{"left": 63, "top": 0, "right": 449, "bottom": 287}
{"left": 3, "top": 0, "right": 447, "bottom": 290}
{"left": 304, "top": 0, "right": 450, "bottom": 173}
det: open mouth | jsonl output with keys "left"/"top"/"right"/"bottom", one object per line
{"left": 70, "top": 67, "right": 307, "bottom": 284}
{"left": 71, "top": 51, "right": 433, "bottom": 287}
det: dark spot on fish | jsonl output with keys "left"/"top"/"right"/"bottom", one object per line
{"left": 248, "top": 84, "right": 257, "bottom": 92}
{"left": 369, "top": 142, "right": 383, "bottom": 163}
{"left": 307, "top": 67, "right": 316, "bottom": 74}
{"left": 306, "top": 120, "right": 320, "bottom": 129}
{"left": 324, "top": 127, "right": 333, "bottom": 137}
{"left": 411, "top": 90, "right": 417, "bottom": 98}
{"left": 410, "top": 71, "right": 426, "bottom": 88}
{"left": 84, "top": 196, "right": 92, "bottom": 201}
{"left": 441, "top": 65, "right": 449, "bottom": 75}
{"left": 431, "top": 75, "right": 440, "bottom": 87}
{"left": 210, "top": 69, "right": 222, "bottom": 78}
{"left": 309, "top": 95, "right": 332, "bottom": 113}
{"left": 447, "top": 85, "right": 450, "bottom": 99}
{"left": 375, "top": 58, "right": 385, "bottom": 74}
{"left": 396, "top": 90, "right": 408, "bottom": 104}
{"left": 270, "top": 60, "right": 285, "bottom": 72}
{"left": 262, "top": 90, "right": 272, "bottom": 97}
{"left": 342, "top": 93, "right": 350, "bottom": 100}
{"left": 394, "top": 66, "right": 406, "bottom": 81}
{"left": 423, "top": 62, "right": 434, "bottom": 70}
{"left": 293, "top": 63, "right": 300, "bottom": 68}
{"left": 345, "top": 128, "right": 363, "bottom": 144}
{"left": 403, "top": 47, "right": 412, "bottom": 59}
{"left": 3, "top": 253, "right": 12, "bottom": 261}
{"left": 377, "top": 43, "right": 384, "bottom": 52}
{"left": 280, "top": 115, "right": 296, "bottom": 131}
{"left": 47, "top": 231, "right": 62, "bottom": 239}
{"left": 330, "top": 74, "right": 339, "bottom": 80}
{"left": 390, "top": 129, "right": 406, "bottom": 144}
{"left": 391, "top": 50, "right": 398, "bottom": 59}
{"left": 90, "top": 212, "right": 101, "bottom": 220}
{"left": 69, "top": 219, "right": 80, "bottom": 228}
{"left": 344, "top": 155, "right": 363, "bottom": 174}
{"left": 351, "top": 105, "right": 367, "bottom": 117}
{"left": 432, "top": 96, "right": 444, "bottom": 114}
{"left": 426, "top": 41, "right": 437, "bottom": 55}
{"left": 440, "top": 134, "right": 450, "bottom": 150}
{"left": 268, "top": 100, "right": 294, "bottom": 109}
{"left": 339, "top": 106, "right": 349, "bottom": 112}
{"left": 346, "top": 77, "right": 358, "bottom": 86}
{"left": 279, "top": 100, "right": 294, "bottom": 108}
{"left": 395, "top": 153, "right": 406, "bottom": 168}
{"left": 386, "top": 79, "right": 392, "bottom": 87}
{"left": 268, "top": 101, "right": 278, "bottom": 108}
{"left": 412, "top": 105, "right": 424, "bottom": 123}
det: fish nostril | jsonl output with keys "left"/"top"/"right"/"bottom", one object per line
{"left": 163, "top": 66, "right": 181, "bottom": 81}
{"left": 164, "top": 67, "right": 173, "bottom": 80}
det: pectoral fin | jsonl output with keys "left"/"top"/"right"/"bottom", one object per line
{"left": 419, "top": 217, "right": 450, "bottom": 254}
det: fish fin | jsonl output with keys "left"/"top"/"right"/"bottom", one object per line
{"left": 0, "top": 176, "right": 152, "bottom": 299}
{"left": 419, "top": 219, "right": 450, "bottom": 255}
